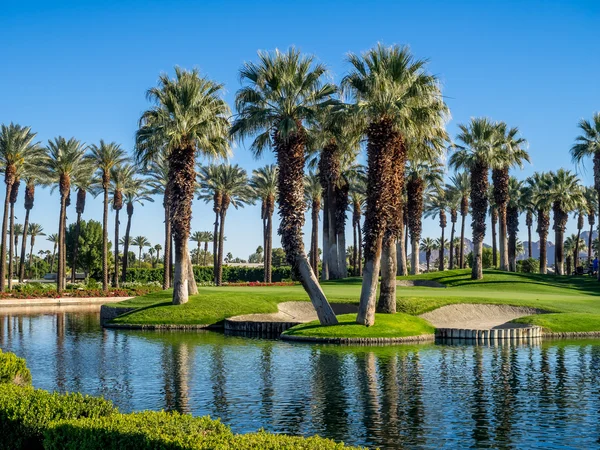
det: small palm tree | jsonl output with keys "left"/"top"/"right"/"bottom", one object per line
{"left": 304, "top": 172, "right": 322, "bottom": 273}
{"left": 154, "top": 244, "right": 162, "bottom": 267}
{"left": 250, "top": 165, "right": 278, "bottom": 282}
{"left": 445, "top": 182, "right": 461, "bottom": 270}
{"left": 12, "top": 224, "right": 23, "bottom": 278}
{"left": 131, "top": 236, "right": 151, "bottom": 268}
{"left": 70, "top": 163, "right": 96, "bottom": 282}
{"left": 87, "top": 140, "right": 127, "bottom": 291}
{"left": 42, "top": 137, "right": 91, "bottom": 292}
{"left": 420, "top": 237, "right": 436, "bottom": 272}
{"left": 525, "top": 172, "right": 552, "bottom": 273}
{"left": 136, "top": 67, "right": 230, "bottom": 304}
{"left": 424, "top": 189, "right": 449, "bottom": 271}
{"left": 448, "top": 172, "right": 470, "bottom": 268}
{"left": 506, "top": 177, "right": 524, "bottom": 272}
{"left": 47, "top": 233, "right": 58, "bottom": 274}
{"left": 349, "top": 176, "right": 366, "bottom": 276}
{"left": 27, "top": 223, "right": 45, "bottom": 275}
{"left": 190, "top": 231, "right": 209, "bottom": 266}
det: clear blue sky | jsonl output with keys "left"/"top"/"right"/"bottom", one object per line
{"left": 1, "top": 0, "right": 599, "bottom": 257}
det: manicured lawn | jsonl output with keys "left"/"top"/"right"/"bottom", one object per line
{"left": 108, "top": 269, "right": 600, "bottom": 333}
{"left": 283, "top": 313, "right": 435, "bottom": 338}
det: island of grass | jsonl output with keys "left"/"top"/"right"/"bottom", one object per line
{"left": 105, "top": 269, "right": 600, "bottom": 337}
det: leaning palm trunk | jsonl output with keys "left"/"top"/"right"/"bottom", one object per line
{"left": 168, "top": 144, "right": 197, "bottom": 305}
{"left": 470, "top": 160, "right": 489, "bottom": 280}
{"left": 274, "top": 128, "right": 337, "bottom": 325}
{"left": 537, "top": 209, "right": 549, "bottom": 274}
{"left": 358, "top": 119, "right": 397, "bottom": 325}
{"left": 0, "top": 179, "right": 14, "bottom": 292}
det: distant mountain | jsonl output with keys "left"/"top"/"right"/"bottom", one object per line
{"left": 520, "top": 230, "right": 597, "bottom": 264}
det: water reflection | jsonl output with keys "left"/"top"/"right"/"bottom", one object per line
{"left": 3, "top": 308, "right": 600, "bottom": 449}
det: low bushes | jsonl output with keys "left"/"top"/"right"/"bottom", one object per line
{"left": 0, "top": 350, "right": 31, "bottom": 386}
{"left": 517, "top": 258, "right": 540, "bottom": 273}
{"left": 126, "top": 266, "right": 293, "bottom": 284}
{"left": 0, "top": 285, "right": 162, "bottom": 300}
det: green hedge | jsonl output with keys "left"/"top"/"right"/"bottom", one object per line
{"left": 0, "top": 350, "right": 31, "bottom": 386}
{"left": 0, "top": 384, "right": 115, "bottom": 450}
{"left": 125, "top": 266, "right": 293, "bottom": 284}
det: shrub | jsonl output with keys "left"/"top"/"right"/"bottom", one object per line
{"left": 230, "top": 430, "right": 362, "bottom": 449}
{"left": 0, "top": 384, "right": 115, "bottom": 450}
{"left": 125, "top": 266, "right": 293, "bottom": 284}
{"left": 0, "top": 350, "right": 31, "bottom": 386}
{"left": 517, "top": 257, "right": 540, "bottom": 273}
{"left": 466, "top": 248, "right": 494, "bottom": 269}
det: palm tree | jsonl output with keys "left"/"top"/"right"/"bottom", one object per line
{"left": 199, "top": 164, "right": 252, "bottom": 286}
{"left": 526, "top": 172, "right": 552, "bottom": 274}
{"left": 420, "top": 237, "right": 436, "bottom": 272}
{"left": 87, "top": 140, "right": 127, "bottom": 291}
{"left": 137, "top": 67, "right": 230, "bottom": 304}
{"left": 144, "top": 154, "right": 171, "bottom": 290}
{"left": 491, "top": 123, "right": 528, "bottom": 271}
{"left": 407, "top": 157, "right": 444, "bottom": 275}
{"left": 250, "top": 165, "right": 278, "bottom": 282}
{"left": 571, "top": 113, "right": 600, "bottom": 278}
{"left": 231, "top": 48, "right": 338, "bottom": 325}
{"left": 342, "top": 44, "right": 448, "bottom": 323}
{"left": 47, "top": 233, "right": 58, "bottom": 274}
{"left": 536, "top": 169, "right": 584, "bottom": 275}
{"left": 198, "top": 164, "right": 223, "bottom": 277}
{"left": 520, "top": 185, "right": 535, "bottom": 259}
{"left": 121, "top": 177, "right": 153, "bottom": 281}
{"left": 445, "top": 184, "right": 461, "bottom": 270}
{"left": 450, "top": 118, "right": 502, "bottom": 280}
{"left": 42, "top": 137, "right": 90, "bottom": 292}
{"left": 154, "top": 244, "right": 162, "bottom": 267}
{"left": 70, "top": 163, "right": 95, "bottom": 283}
{"left": 349, "top": 176, "right": 366, "bottom": 276}
{"left": 12, "top": 224, "right": 23, "bottom": 278}
{"left": 448, "top": 172, "right": 470, "bottom": 269}
{"left": 18, "top": 168, "right": 46, "bottom": 282}
{"left": 574, "top": 205, "right": 587, "bottom": 269}
{"left": 565, "top": 234, "right": 587, "bottom": 275}
{"left": 488, "top": 189, "right": 498, "bottom": 268}
{"left": 190, "top": 231, "right": 208, "bottom": 266}
{"left": 584, "top": 187, "right": 598, "bottom": 265}
{"left": 27, "top": 223, "right": 44, "bottom": 274}
{"left": 0, "top": 124, "right": 41, "bottom": 291}
{"left": 434, "top": 237, "right": 448, "bottom": 267}
{"left": 305, "top": 172, "right": 322, "bottom": 273}
{"left": 506, "top": 177, "right": 524, "bottom": 272}
{"left": 424, "top": 188, "right": 449, "bottom": 271}
{"left": 131, "top": 236, "right": 150, "bottom": 268}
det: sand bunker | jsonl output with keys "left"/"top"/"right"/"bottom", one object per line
{"left": 419, "top": 304, "right": 549, "bottom": 330}
{"left": 228, "top": 301, "right": 358, "bottom": 324}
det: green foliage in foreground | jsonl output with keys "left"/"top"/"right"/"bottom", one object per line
{"left": 283, "top": 313, "right": 435, "bottom": 338}
{"left": 0, "top": 350, "right": 31, "bottom": 386}
{"left": 0, "top": 352, "right": 361, "bottom": 450}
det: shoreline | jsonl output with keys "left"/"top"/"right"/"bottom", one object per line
{"left": 0, "top": 297, "right": 132, "bottom": 308}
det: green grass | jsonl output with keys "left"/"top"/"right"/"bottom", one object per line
{"left": 109, "top": 269, "right": 600, "bottom": 335}
{"left": 283, "top": 313, "right": 435, "bottom": 338}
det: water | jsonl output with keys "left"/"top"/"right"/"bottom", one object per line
{"left": 2, "top": 307, "right": 600, "bottom": 449}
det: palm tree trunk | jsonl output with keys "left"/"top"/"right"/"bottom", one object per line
{"left": 321, "top": 194, "right": 329, "bottom": 281}
{"left": 397, "top": 221, "right": 407, "bottom": 276}
{"left": 439, "top": 226, "right": 445, "bottom": 271}
{"left": 29, "top": 238, "right": 35, "bottom": 278}
{"left": 327, "top": 184, "right": 340, "bottom": 279}
{"left": 508, "top": 232, "right": 516, "bottom": 272}
{"left": 426, "top": 253, "right": 431, "bottom": 272}
{"left": 163, "top": 194, "right": 171, "bottom": 290}
{"left": 121, "top": 209, "right": 132, "bottom": 282}
{"left": 213, "top": 210, "right": 219, "bottom": 284}
{"left": 8, "top": 201, "right": 15, "bottom": 289}
{"left": 197, "top": 241, "right": 201, "bottom": 266}
{"left": 51, "top": 243, "right": 57, "bottom": 275}
{"left": 411, "top": 237, "right": 420, "bottom": 275}
{"left": 0, "top": 182, "right": 13, "bottom": 291}
{"left": 460, "top": 213, "right": 466, "bottom": 269}
{"left": 19, "top": 209, "right": 30, "bottom": 282}
{"left": 377, "top": 234, "right": 397, "bottom": 314}
{"left": 138, "top": 247, "right": 142, "bottom": 268}
{"left": 555, "top": 229, "right": 564, "bottom": 275}
{"left": 71, "top": 212, "right": 82, "bottom": 283}
{"left": 449, "top": 220, "right": 456, "bottom": 270}
{"left": 470, "top": 161, "right": 488, "bottom": 280}
{"left": 113, "top": 209, "right": 120, "bottom": 288}
{"left": 203, "top": 241, "right": 208, "bottom": 267}
{"left": 187, "top": 251, "right": 198, "bottom": 294}
{"left": 217, "top": 209, "right": 227, "bottom": 286}
{"left": 357, "top": 222, "right": 363, "bottom": 276}
{"left": 575, "top": 227, "right": 582, "bottom": 269}
{"left": 528, "top": 224, "right": 533, "bottom": 258}
{"left": 353, "top": 222, "right": 358, "bottom": 276}
{"left": 102, "top": 185, "right": 109, "bottom": 292}
{"left": 491, "top": 209, "right": 498, "bottom": 268}
{"left": 588, "top": 222, "right": 593, "bottom": 265}
{"left": 57, "top": 195, "right": 67, "bottom": 293}
{"left": 266, "top": 213, "right": 273, "bottom": 283}
{"left": 337, "top": 228, "right": 346, "bottom": 278}
{"left": 311, "top": 200, "right": 319, "bottom": 273}
{"left": 499, "top": 205, "right": 508, "bottom": 271}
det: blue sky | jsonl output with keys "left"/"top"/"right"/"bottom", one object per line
{"left": 1, "top": 1, "right": 599, "bottom": 257}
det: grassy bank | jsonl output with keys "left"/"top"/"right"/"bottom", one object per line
{"left": 107, "top": 269, "right": 600, "bottom": 334}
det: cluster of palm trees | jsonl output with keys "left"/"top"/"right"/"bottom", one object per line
{"left": 2, "top": 44, "right": 600, "bottom": 329}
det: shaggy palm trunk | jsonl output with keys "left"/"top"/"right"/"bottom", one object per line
{"left": 70, "top": 188, "right": 85, "bottom": 283}
{"left": 358, "top": 119, "right": 398, "bottom": 325}
{"left": 310, "top": 199, "right": 320, "bottom": 273}
{"left": 163, "top": 192, "right": 171, "bottom": 290}
{"left": 321, "top": 192, "right": 330, "bottom": 281}
{"left": 203, "top": 241, "right": 208, "bottom": 267}
{"left": 460, "top": 195, "right": 468, "bottom": 269}
{"left": 357, "top": 223, "right": 363, "bottom": 276}
{"left": 449, "top": 209, "right": 457, "bottom": 270}
{"left": 553, "top": 203, "right": 568, "bottom": 276}
{"left": 274, "top": 126, "right": 337, "bottom": 325}
{"left": 537, "top": 209, "right": 549, "bottom": 274}
{"left": 327, "top": 185, "right": 340, "bottom": 279}
{"left": 470, "top": 160, "right": 489, "bottom": 280}
{"left": 320, "top": 142, "right": 341, "bottom": 280}
{"left": 507, "top": 205, "right": 518, "bottom": 272}
{"left": 168, "top": 144, "right": 197, "bottom": 305}
{"left": 19, "top": 183, "right": 34, "bottom": 282}
{"left": 121, "top": 202, "right": 133, "bottom": 282}
{"left": 491, "top": 207, "right": 498, "bottom": 268}
{"left": 212, "top": 192, "right": 221, "bottom": 284}
{"left": 266, "top": 212, "right": 273, "bottom": 283}
{"left": 493, "top": 168, "right": 509, "bottom": 271}
{"left": 588, "top": 214, "right": 595, "bottom": 265}
{"left": 426, "top": 252, "right": 431, "bottom": 272}
{"left": 566, "top": 256, "right": 572, "bottom": 276}
{"left": 113, "top": 209, "right": 120, "bottom": 287}
{"left": 397, "top": 219, "right": 408, "bottom": 276}
{"left": 438, "top": 210, "right": 447, "bottom": 271}
{"left": 0, "top": 172, "right": 14, "bottom": 291}
{"left": 335, "top": 180, "right": 349, "bottom": 278}
{"left": 352, "top": 222, "right": 358, "bottom": 275}
{"left": 575, "top": 214, "right": 584, "bottom": 268}
{"left": 8, "top": 185, "right": 17, "bottom": 289}
{"left": 377, "top": 235, "right": 397, "bottom": 314}
{"left": 526, "top": 211, "right": 533, "bottom": 259}
{"left": 217, "top": 205, "right": 228, "bottom": 286}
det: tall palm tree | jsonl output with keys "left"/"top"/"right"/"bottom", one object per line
{"left": 304, "top": 171, "right": 322, "bottom": 273}
{"left": 47, "top": 233, "right": 58, "bottom": 274}
{"left": 407, "top": 159, "right": 444, "bottom": 274}
{"left": 571, "top": 113, "right": 600, "bottom": 278}
{"left": 448, "top": 172, "right": 470, "bottom": 269}
{"left": 131, "top": 236, "right": 151, "bottom": 268}
{"left": 7, "top": 175, "right": 20, "bottom": 289}
{"left": 87, "top": 140, "right": 127, "bottom": 291}
{"left": 574, "top": 205, "right": 587, "bottom": 269}
{"left": 199, "top": 164, "right": 252, "bottom": 286}
{"left": 231, "top": 48, "right": 338, "bottom": 325}
{"left": 190, "top": 231, "right": 207, "bottom": 266}
{"left": 70, "top": 163, "right": 95, "bottom": 282}
{"left": 419, "top": 237, "right": 436, "bottom": 272}
{"left": 18, "top": 169, "right": 46, "bottom": 282}
{"left": 137, "top": 67, "right": 230, "bottom": 304}
{"left": 342, "top": 44, "right": 448, "bottom": 323}
{"left": 526, "top": 172, "right": 552, "bottom": 274}
{"left": 144, "top": 153, "right": 171, "bottom": 289}
{"left": 198, "top": 164, "right": 223, "bottom": 278}
{"left": 520, "top": 185, "right": 535, "bottom": 259}
{"left": 535, "top": 169, "right": 584, "bottom": 275}
{"left": 121, "top": 177, "right": 153, "bottom": 281}
{"left": 42, "top": 137, "right": 90, "bottom": 292}
{"left": 27, "top": 223, "right": 44, "bottom": 274}
{"left": 424, "top": 188, "right": 449, "bottom": 272}
{"left": 434, "top": 237, "right": 448, "bottom": 267}
{"left": 506, "top": 177, "right": 524, "bottom": 272}
{"left": 488, "top": 189, "right": 498, "bottom": 268}
{"left": 491, "top": 123, "right": 528, "bottom": 271}
{"left": 12, "top": 224, "right": 23, "bottom": 278}
{"left": 250, "top": 165, "right": 278, "bottom": 282}
{"left": 349, "top": 176, "right": 366, "bottom": 276}
{"left": 0, "top": 124, "right": 41, "bottom": 291}
{"left": 449, "top": 118, "right": 502, "bottom": 280}
{"left": 445, "top": 184, "right": 461, "bottom": 270}
{"left": 584, "top": 187, "right": 598, "bottom": 265}
{"left": 565, "top": 234, "right": 587, "bottom": 275}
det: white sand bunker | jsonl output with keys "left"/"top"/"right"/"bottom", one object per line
{"left": 396, "top": 280, "right": 446, "bottom": 288}
{"left": 419, "top": 304, "right": 549, "bottom": 330}
{"left": 228, "top": 301, "right": 358, "bottom": 324}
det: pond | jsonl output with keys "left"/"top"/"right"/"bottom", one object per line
{"left": 1, "top": 306, "right": 600, "bottom": 449}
